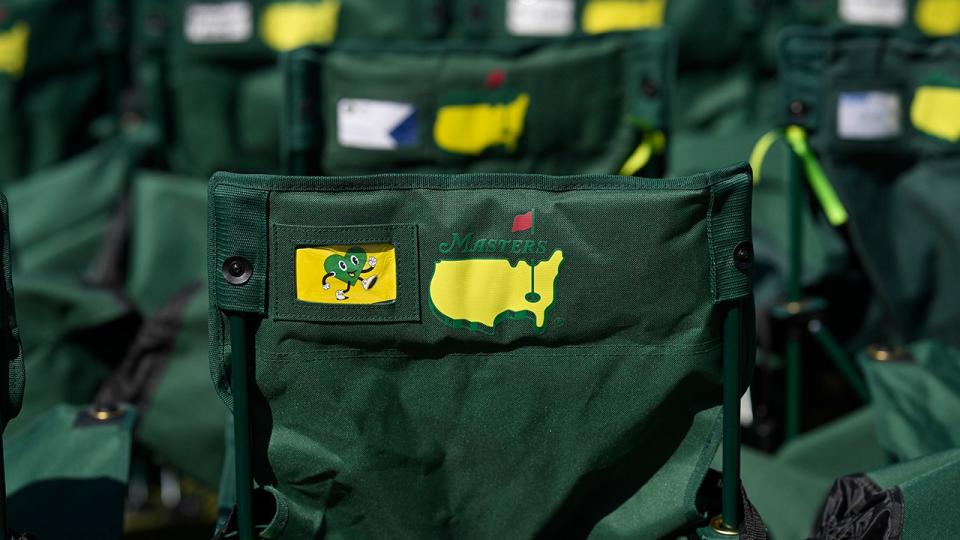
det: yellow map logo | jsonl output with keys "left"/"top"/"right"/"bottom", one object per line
{"left": 0, "top": 23, "right": 29, "bottom": 78}
{"left": 296, "top": 243, "right": 396, "bottom": 304}
{"left": 429, "top": 250, "right": 563, "bottom": 332}
{"left": 260, "top": 1, "right": 340, "bottom": 51}
{"left": 434, "top": 93, "right": 530, "bottom": 155}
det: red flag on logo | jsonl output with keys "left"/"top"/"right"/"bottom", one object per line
{"left": 512, "top": 210, "right": 533, "bottom": 233}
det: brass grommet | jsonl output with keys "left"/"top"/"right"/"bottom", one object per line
{"left": 709, "top": 515, "right": 740, "bottom": 536}
{"left": 88, "top": 403, "right": 123, "bottom": 422}
{"left": 786, "top": 301, "right": 803, "bottom": 315}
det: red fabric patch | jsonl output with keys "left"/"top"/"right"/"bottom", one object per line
{"left": 512, "top": 211, "right": 533, "bottom": 232}
{"left": 485, "top": 69, "right": 507, "bottom": 89}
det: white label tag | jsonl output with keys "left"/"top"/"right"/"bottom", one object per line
{"left": 506, "top": 0, "right": 575, "bottom": 36}
{"left": 839, "top": 0, "right": 907, "bottom": 26}
{"left": 337, "top": 99, "right": 418, "bottom": 150}
{"left": 184, "top": 1, "right": 253, "bottom": 44}
{"left": 837, "top": 91, "right": 902, "bottom": 140}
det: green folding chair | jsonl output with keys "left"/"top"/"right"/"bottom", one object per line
{"left": 767, "top": 27, "right": 960, "bottom": 438}
{"left": 282, "top": 31, "right": 674, "bottom": 178}
{"left": 133, "top": 0, "right": 448, "bottom": 177}
{"left": 209, "top": 163, "right": 757, "bottom": 538}
{"left": 0, "top": 0, "right": 125, "bottom": 184}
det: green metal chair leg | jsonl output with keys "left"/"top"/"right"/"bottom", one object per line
{"left": 809, "top": 321, "right": 870, "bottom": 402}
{"left": 230, "top": 315, "right": 255, "bottom": 540}
{"left": 721, "top": 301, "right": 743, "bottom": 531}
{"left": 785, "top": 149, "right": 804, "bottom": 441}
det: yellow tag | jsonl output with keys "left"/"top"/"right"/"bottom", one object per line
{"left": 296, "top": 243, "right": 397, "bottom": 304}
{"left": 582, "top": 0, "right": 666, "bottom": 34}
{"left": 915, "top": 0, "right": 960, "bottom": 36}
{"left": 433, "top": 93, "right": 530, "bottom": 155}
{"left": 260, "top": 1, "right": 340, "bottom": 51}
{"left": 0, "top": 23, "right": 30, "bottom": 78}
{"left": 430, "top": 250, "right": 564, "bottom": 330}
{"left": 911, "top": 86, "right": 960, "bottom": 142}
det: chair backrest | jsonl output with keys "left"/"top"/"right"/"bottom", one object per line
{"left": 283, "top": 31, "right": 674, "bottom": 176}
{"left": 208, "top": 164, "right": 753, "bottom": 538}
{"left": 0, "top": 0, "right": 123, "bottom": 184}
{"left": 133, "top": 0, "right": 445, "bottom": 177}
{"left": 778, "top": 28, "right": 960, "bottom": 346}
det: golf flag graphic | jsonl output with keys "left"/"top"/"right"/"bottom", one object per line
{"left": 512, "top": 210, "right": 534, "bottom": 233}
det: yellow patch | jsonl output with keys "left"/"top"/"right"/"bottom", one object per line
{"left": 581, "top": 0, "right": 666, "bottom": 34}
{"left": 433, "top": 93, "right": 530, "bottom": 155}
{"left": 296, "top": 243, "right": 397, "bottom": 304}
{"left": 915, "top": 0, "right": 960, "bottom": 36}
{"left": 0, "top": 23, "right": 30, "bottom": 78}
{"left": 430, "top": 250, "right": 563, "bottom": 329}
{"left": 911, "top": 86, "right": 960, "bottom": 142}
{"left": 260, "top": 1, "right": 340, "bottom": 51}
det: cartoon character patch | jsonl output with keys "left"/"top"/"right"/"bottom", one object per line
{"left": 296, "top": 243, "right": 397, "bottom": 305}
{"left": 321, "top": 246, "right": 378, "bottom": 300}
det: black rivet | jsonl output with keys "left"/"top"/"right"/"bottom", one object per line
{"left": 733, "top": 242, "right": 753, "bottom": 271}
{"left": 642, "top": 78, "right": 658, "bottom": 97}
{"left": 223, "top": 256, "right": 253, "bottom": 285}
{"left": 788, "top": 100, "right": 807, "bottom": 119}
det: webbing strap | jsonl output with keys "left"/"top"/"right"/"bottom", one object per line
{"left": 749, "top": 127, "right": 850, "bottom": 227}
{"left": 748, "top": 129, "right": 781, "bottom": 185}
{"left": 618, "top": 130, "right": 665, "bottom": 176}
{"left": 784, "top": 126, "right": 849, "bottom": 227}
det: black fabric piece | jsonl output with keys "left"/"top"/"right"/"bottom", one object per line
{"left": 83, "top": 193, "right": 132, "bottom": 291}
{"left": 809, "top": 474, "right": 904, "bottom": 540}
{"left": 94, "top": 283, "right": 201, "bottom": 413}
{"left": 741, "top": 482, "right": 769, "bottom": 540}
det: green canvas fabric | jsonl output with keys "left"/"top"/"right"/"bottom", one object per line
{"left": 3, "top": 140, "right": 138, "bottom": 437}
{"left": 116, "top": 170, "right": 226, "bottom": 487}
{"left": 779, "top": 28, "right": 960, "bottom": 348}
{"left": 0, "top": 0, "right": 124, "bottom": 184}
{"left": 5, "top": 403, "right": 135, "bottom": 539}
{"left": 860, "top": 340, "right": 960, "bottom": 462}
{"left": 811, "top": 448, "right": 960, "bottom": 539}
{"left": 133, "top": 0, "right": 443, "bottom": 178}
{"left": 0, "top": 194, "right": 23, "bottom": 431}
{"left": 283, "top": 31, "right": 674, "bottom": 176}
{"left": 737, "top": 408, "right": 888, "bottom": 539}
{"left": 208, "top": 164, "right": 753, "bottom": 538}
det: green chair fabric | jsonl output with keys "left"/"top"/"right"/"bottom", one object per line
{"left": 133, "top": 0, "right": 443, "bottom": 178}
{"left": 283, "top": 31, "right": 674, "bottom": 176}
{"left": 99, "top": 170, "right": 226, "bottom": 487}
{"left": 779, "top": 28, "right": 960, "bottom": 348}
{"left": 811, "top": 447, "right": 960, "bottom": 539}
{"left": 0, "top": 0, "right": 124, "bottom": 184}
{"left": 0, "top": 195, "right": 23, "bottom": 432}
{"left": 3, "top": 140, "right": 137, "bottom": 437}
{"left": 208, "top": 164, "right": 754, "bottom": 538}
{"left": 5, "top": 404, "right": 135, "bottom": 539}
{"left": 740, "top": 407, "right": 889, "bottom": 539}
{"left": 860, "top": 340, "right": 960, "bottom": 463}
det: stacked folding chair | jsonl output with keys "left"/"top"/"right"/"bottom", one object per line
{"left": 282, "top": 30, "right": 673, "bottom": 177}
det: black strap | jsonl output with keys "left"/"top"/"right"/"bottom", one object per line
{"left": 94, "top": 283, "right": 201, "bottom": 413}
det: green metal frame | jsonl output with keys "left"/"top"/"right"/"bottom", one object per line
{"left": 721, "top": 300, "right": 744, "bottom": 532}
{"left": 227, "top": 296, "right": 747, "bottom": 538}
{"left": 782, "top": 151, "right": 869, "bottom": 440}
{"left": 229, "top": 314, "right": 255, "bottom": 540}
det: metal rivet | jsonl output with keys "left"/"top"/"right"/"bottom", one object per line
{"left": 223, "top": 256, "right": 253, "bottom": 286}
{"left": 789, "top": 100, "right": 807, "bottom": 118}
{"left": 867, "top": 343, "right": 909, "bottom": 362}
{"left": 88, "top": 402, "right": 123, "bottom": 422}
{"left": 733, "top": 241, "right": 753, "bottom": 271}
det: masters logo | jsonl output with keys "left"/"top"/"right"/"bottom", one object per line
{"left": 429, "top": 210, "right": 564, "bottom": 333}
